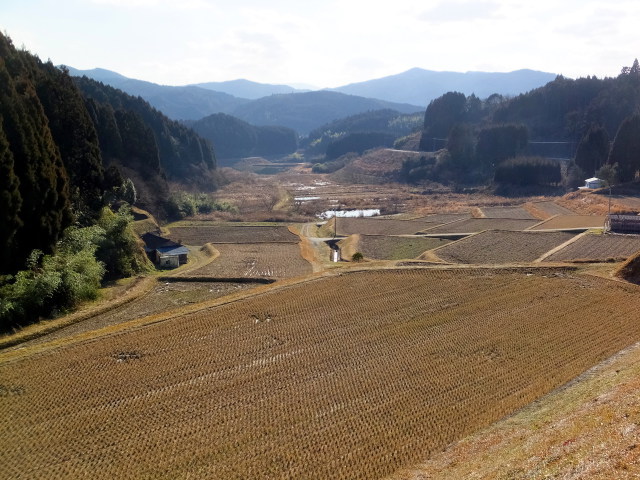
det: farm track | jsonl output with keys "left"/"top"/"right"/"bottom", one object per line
{"left": 2, "top": 268, "right": 640, "bottom": 479}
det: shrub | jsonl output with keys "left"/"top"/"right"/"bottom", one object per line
{"left": 352, "top": 252, "right": 364, "bottom": 262}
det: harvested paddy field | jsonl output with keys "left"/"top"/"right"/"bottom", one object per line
{"left": 335, "top": 217, "right": 442, "bottom": 236}
{"left": 529, "top": 215, "right": 606, "bottom": 230}
{"left": 415, "top": 213, "right": 471, "bottom": 223}
{"left": 479, "top": 206, "right": 538, "bottom": 219}
{"left": 167, "top": 224, "right": 299, "bottom": 245}
{"left": 2, "top": 268, "right": 640, "bottom": 479}
{"left": 530, "top": 200, "right": 575, "bottom": 217}
{"left": 184, "top": 243, "right": 312, "bottom": 279}
{"left": 433, "top": 230, "right": 577, "bottom": 264}
{"left": 12, "top": 281, "right": 262, "bottom": 349}
{"left": 354, "top": 235, "right": 452, "bottom": 260}
{"left": 544, "top": 233, "right": 640, "bottom": 262}
{"left": 425, "top": 217, "right": 540, "bottom": 234}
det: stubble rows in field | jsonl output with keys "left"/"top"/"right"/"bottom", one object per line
{"left": 356, "top": 235, "right": 452, "bottom": 260}
{"left": 11, "top": 281, "right": 262, "bottom": 350}
{"left": 182, "top": 243, "right": 312, "bottom": 279}
{"left": 425, "top": 218, "right": 540, "bottom": 234}
{"left": 544, "top": 233, "right": 640, "bottom": 262}
{"left": 335, "top": 217, "right": 443, "bottom": 236}
{"left": 2, "top": 268, "right": 640, "bottom": 479}
{"left": 167, "top": 225, "right": 299, "bottom": 245}
{"left": 530, "top": 215, "right": 606, "bottom": 230}
{"left": 479, "top": 206, "right": 538, "bottom": 219}
{"left": 433, "top": 230, "right": 577, "bottom": 264}
{"left": 529, "top": 200, "right": 575, "bottom": 217}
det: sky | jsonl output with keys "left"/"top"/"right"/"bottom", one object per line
{"left": 2, "top": 0, "right": 639, "bottom": 88}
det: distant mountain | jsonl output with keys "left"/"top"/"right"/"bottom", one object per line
{"left": 231, "top": 91, "right": 422, "bottom": 135}
{"left": 332, "top": 68, "right": 557, "bottom": 107}
{"left": 192, "top": 79, "right": 306, "bottom": 99}
{"left": 65, "top": 67, "right": 249, "bottom": 120}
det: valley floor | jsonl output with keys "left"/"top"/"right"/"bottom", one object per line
{"left": 2, "top": 169, "right": 640, "bottom": 478}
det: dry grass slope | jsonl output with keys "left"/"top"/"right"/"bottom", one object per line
{"left": 2, "top": 269, "right": 640, "bottom": 479}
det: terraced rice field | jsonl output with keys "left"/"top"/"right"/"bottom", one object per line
{"left": 479, "top": 206, "right": 537, "bottom": 219}
{"left": 425, "top": 218, "right": 540, "bottom": 234}
{"left": 2, "top": 268, "right": 640, "bottom": 479}
{"left": 183, "top": 243, "right": 312, "bottom": 279}
{"left": 355, "top": 235, "right": 452, "bottom": 260}
{"left": 13, "top": 281, "right": 262, "bottom": 349}
{"left": 530, "top": 201, "right": 575, "bottom": 217}
{"left": 335, "top": 217, "right": 442, "bottom": 236}
{"left": 434, "top": 230, "right": 577, "bottom": 264}
{"left": 167, "top": 225, "right": 299, "bottom": 245}
{"left": 414, "top": 213, "right": 471, "bottom": 224}
{"left": 544, "top": 233, "right": 640, "bottom": 262}
{"left": 529, "top": 215, "right": 605, "bottom": 230}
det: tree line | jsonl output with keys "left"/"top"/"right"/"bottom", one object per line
{"left": 408, "top": 60, "right": 640, "bottom": 187}
{"left": 0, "top": 32, "right": 219, "bottom": 330}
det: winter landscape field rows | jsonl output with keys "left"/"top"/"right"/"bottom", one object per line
{"left": 2, "top": 268, "right": 640, "bottom": 479}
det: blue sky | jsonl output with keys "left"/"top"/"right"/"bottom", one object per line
{"left": 2, "top": 0, "right": 639, "bottom": 87}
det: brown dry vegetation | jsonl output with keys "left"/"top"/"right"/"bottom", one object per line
{"left": 557, "top": 191, "right": 633, "bottom": 216}
{"left": 2, "top": 269, "right": 640, "bottom": 479}
{"left": 433, "top": 230, "right": 577, "bottom": 264}
{"left": 545, "top": 233, "right": 640, "bottom": 263}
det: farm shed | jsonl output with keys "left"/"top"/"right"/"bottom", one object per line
{"left": 141, "top": 232, "right": 189, "bottom": 268}
{"left": 606, "top": 214, "right": 640, "bottom": 234}
{"left": 581, "top": 177, "right": 604, "bottom": 189}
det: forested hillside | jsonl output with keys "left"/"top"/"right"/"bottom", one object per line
{"left": 0, "top": 32, "right": 219, "bottom": 329}
{"left": 191, "top": 113, "right": 297, "bottom": 159}
{"left": 411, "top": 62, "right": 640, "bottom": 187}
{"left": 302, "top": 109, "right": 422, "bottom": 156}
{"left": 74, "top": 76, "right": 219, "bottom": 213}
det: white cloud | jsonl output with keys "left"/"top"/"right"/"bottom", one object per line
{"left": 420, "top": 1, "right": 502, "bottom": 22}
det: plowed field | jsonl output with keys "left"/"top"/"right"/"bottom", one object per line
{"left": 183, "top": 243, "right": 312, "bottom": 279}
{"left": 425, "top": 218, "right": 539, "bottom": 234}
{"left": 167, "top": 225, "right": 299, "bottom": 244}
{"left": 544, "top": 233, "right": 640, "bottom": 262}
{"left": 2, "top": 269, "right": 640, "bottom": 479}
{"left": 434, "top": 230, "right": 576, "bottom": 264}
